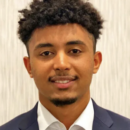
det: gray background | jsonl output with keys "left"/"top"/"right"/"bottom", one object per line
{"left": 0, "top": 0, "right": 130, "bottom": 125}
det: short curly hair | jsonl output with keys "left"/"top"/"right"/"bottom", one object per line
{"left": 18, "top": 0, "right": 103, "bottom": 54}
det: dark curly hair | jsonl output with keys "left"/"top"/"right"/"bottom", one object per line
{"left": 18, "top": 0, "right": 103, "bottom": 55}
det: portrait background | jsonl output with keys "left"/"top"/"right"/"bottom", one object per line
{"left": 0, "top": 0, "right": 130, "bottom": 125}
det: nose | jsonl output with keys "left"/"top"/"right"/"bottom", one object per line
{"left": 53, "top": 51, "right": 71, "bottom": 71}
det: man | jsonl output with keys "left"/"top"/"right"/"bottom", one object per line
{"left": 0, "top": 0, "right": 130, "bottom": 130}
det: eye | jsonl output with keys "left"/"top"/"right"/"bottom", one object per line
{"left": 70, "top": 49, "right": 81, "bottom": 54}
{"left": 40, "top": 51, "right": 53, "bottom": 56}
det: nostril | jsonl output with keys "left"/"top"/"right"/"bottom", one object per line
{"left": 55, "top": 68, "right": 60, "bottom": 70}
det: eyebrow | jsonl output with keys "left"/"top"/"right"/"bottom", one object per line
{"left": 66, "top": 40, "right": 86, "bottom": 46}
{"left": 34, "top": 40, "right": 86, "bottom": 50}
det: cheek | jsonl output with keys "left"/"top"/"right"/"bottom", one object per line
{"left": 30, "top": 59, "right": 52, "bottom": 81}
{"left": 76, "top": 59, "right": 94, "bottom": 91}
{"left": 74, "top": 57, "right": 94, "bottom": 77}
{"left": 31, "top": 61, "right": 50, "bottom": 93}
{"left": 31, "top": 58, "right": 52, "bottom": 72}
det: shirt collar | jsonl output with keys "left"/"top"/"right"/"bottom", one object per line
{"left": 37, "top": 101, "right": 59, "bottom": 130}
{"left": 70, "top": 99, "right": 94, "bottom": 130}
{"left": 37, "top": 98, "right": 94, "bottom": 130}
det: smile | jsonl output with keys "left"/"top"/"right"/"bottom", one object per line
{"left": 49, "top": 76, "right": 78, "bottom": 89}
{"left": 53, "top": 80, "right": 75, "bottom": 89}
{"left": 54, "top": 80, "right": 70, "bottom": 84}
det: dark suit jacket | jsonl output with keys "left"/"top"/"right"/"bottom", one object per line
{"left": 0, "top": 100, "right": 130, "bottom": 130}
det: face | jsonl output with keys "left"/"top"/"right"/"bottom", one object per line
{"left": 24, "top": 23, "right": 102, "bottom": 107}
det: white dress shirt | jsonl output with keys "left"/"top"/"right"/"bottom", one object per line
{"left": 37, "top": 99, "right": 94, "bottom": 130}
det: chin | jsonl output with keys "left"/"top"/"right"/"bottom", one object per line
{"left": 50, "top": 97, "right": 78, "bottom": 107}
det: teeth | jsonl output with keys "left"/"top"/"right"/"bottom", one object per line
{"left": 55, "top": 80, "right": 70, "bottom": 84}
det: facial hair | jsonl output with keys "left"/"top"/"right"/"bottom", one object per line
{"left": 50, "top": 98, "right": 77, "bottom": 107}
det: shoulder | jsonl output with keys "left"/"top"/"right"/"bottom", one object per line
{"left": 92, "top": 99, "right": 130, "bottom": 130}
{"left": 106, "top": 109, "right": 130, "bottom": 129}
{"left": 0, "top": 112, "right": 28, "bottom": 130}
{"left": 0, "top": 102, "right": 38, "bottom": 130}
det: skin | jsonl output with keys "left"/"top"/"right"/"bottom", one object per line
{"left": 23, "top": 23, "right": 102, "bottom": 129}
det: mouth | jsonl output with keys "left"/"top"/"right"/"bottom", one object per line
{"left": 49, "top": 76, "right": 78, "bottom": 89}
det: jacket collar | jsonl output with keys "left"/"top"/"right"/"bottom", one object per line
{"left": 92, "top": 99, "right": 114, "bottom": 130}
{"left": 19, "top": 99, "right": 114, "bottom": 130}
{"left": 19, "top": 103, "right": 39, "bottom": 130}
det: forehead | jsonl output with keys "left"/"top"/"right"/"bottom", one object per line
{"left": 29, "top": 23, "right": 94, "bottom": 49}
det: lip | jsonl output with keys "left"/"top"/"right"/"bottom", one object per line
{"left": 49, "top": 76, "right": 77, "bottom": 82}
{"left": 52, "top": 80, "right": 75, "bottom": 89}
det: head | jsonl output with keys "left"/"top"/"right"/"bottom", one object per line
{"left": 18, "top": 0, "right": 103, "bottom": 107}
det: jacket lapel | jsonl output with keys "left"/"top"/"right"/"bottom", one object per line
{"left": 18, "top": 100, "right": 114, "bottom": 130}
{"left": 92, "top": 99, "right": 114, "bottom": 130}
{"left": 18, "top": 102, "right": 39, "bottom": 130}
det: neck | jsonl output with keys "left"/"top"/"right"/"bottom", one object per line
{"left": 39, "top": 92, "right": 90, "bottom": 129}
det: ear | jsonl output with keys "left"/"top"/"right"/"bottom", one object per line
{"left": 93, "top": 51, "right": 102, "bottom": 74}
{"left": 23, "top": 57, "right": 33, "bottom": 78}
